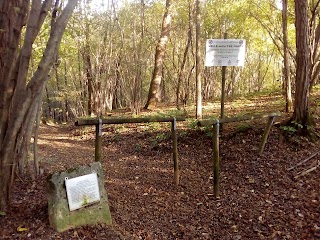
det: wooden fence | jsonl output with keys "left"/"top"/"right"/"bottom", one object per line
{"left": 198, "top": 112, "right": 281, "bottom": 198}
{"left": 75, "top": 116, "right": 186, "bottom": 185}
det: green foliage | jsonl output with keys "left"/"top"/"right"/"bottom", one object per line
{"left": 187, "top": 118, "right": 200, "bottom": 130}
{"left": 178, "top": 130, "right": 188, "bottom": 137}
{"left": 155, "top": 132, "right": 170, "bottom": 141}
{"left": 203, "top": 125, "right": 214, "bottom": 138}
{"left": 115, "top": 125, "right": 127, "bottom": 134}
{"left": 186, "top": 118, "right": 215, "bottom": 137}
{"left": 147, "top": 122, "right": 161, "bottom": 131}
{"left": 145, "top": 122, "right": 170, "bottom": 132}
{"left": 280, "top": 121, "right": 303, "bottom": 135}
{"left": 155, "top": 109, "right": 186, "bottom": 118}
{"left": 82, "top": 195, "right": 89, "bottom": 206}
{"left": 134, "top": 143, "right": 142, "bottom": 152}
{"left": 280, "top": 126, "right": 297, "bottom": 135}
{"left": 293, "top": 121, "right": 304, "bottom": 130}
{"left": 150, "top": 132, "right": 170, "bottom": 149}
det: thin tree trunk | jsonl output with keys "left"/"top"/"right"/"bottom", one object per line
{"left": 282, "top": 0, "right": 293, "bottom": 112}
{"left": 45, "top": 86, "right": 52, "bottom": 118}
{"left": 64, "top": 60, "right": 69, "bottom": 121}
{"left": 83, "top": 7, "right": 94, "bottom": 116}
{"left": 144, "top": 0, "right": 173, "bottom": 109}
{"left": 85, "top": 50, "right": 93, "bottom": 116}
{"left": 309, "top": 1, "right": 320, "bottom": 89}
{"left": 33, "top": 86, "right": 45, "bottom": 177}
{"left": 195, "top": 0, "right": 202, "bottom": 119}
{"left": 176, "top": 0, "right": 193, "bottom": 109}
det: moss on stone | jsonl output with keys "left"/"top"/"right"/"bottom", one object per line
{"left": 47, "top": 162, "right": 112, "bottom": 232}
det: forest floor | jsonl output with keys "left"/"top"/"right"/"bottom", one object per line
{"left": 1, "top": 93, "right": 320, "bottom": 239}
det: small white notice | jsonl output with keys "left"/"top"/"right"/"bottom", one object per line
{"left": 205, "top": 39, "right": 246, "bottom": 67}
{"left": 65, "top": 173, "right": 101, "bottom": 211}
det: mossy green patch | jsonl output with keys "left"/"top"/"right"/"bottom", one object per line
{"left": 47, "top": 162, "right": 112, "bottom": 232}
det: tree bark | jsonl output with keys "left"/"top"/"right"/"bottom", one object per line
{"left": 144, "top": 0, "right": 173, "bottom": 109}
{"left": 309, "top": 1, "right": 320, "bottom": 89}
{"left": 0, "top": 0, "right": 78, "bottom": 212}
{"left": 195, "top": 0, "right": 202, "bottom": 119}
{"left": 293, "top": 0, "right": 311, "bottom": 126}
{"left": 84, "top": 46, "right": 94, "bottom": 116}
{"left": 282, "top": 0, "right": 293, "bottom": 112}
{"left": 176, "top": 0, "right": 193, "bottom": 109}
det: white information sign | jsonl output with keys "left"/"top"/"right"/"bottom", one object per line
{"left": 65, "top": 173, "right": 101, "bottom": 211}
{"left": 205, "top": 39, "right": 246, "bottom": 67}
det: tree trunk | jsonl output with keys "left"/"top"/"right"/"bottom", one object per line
{"left": 282, "top": 0, "right": 293, "bottom": 112}
{"left": 45, "top": 86, "right": 52, "bottom": 118}
{"left": 144, "top": 0, "right": 173, "bottom": 109}
{"left": 130, "top": 0, "right": 145, "bottom": 114}
{"left": 33, "top": 86, "right": 45, "bottom": 177}
{"left": 292, "top": 0, "right": 311, "bottom": 126}
{"left": 176, "top": 0, "right": 193, "bottom": 110}
{"left": 84, "top": 48, "right": 94, "bottom": 116}
{"left": 195, "top": 0, "right": 202, "bottom": 119}
{"left": 309, "top": 2, "right": 320, "bottom": 89}
{"left": 0, "top": 0, "right": 78, "bottom": 212}
{"left": 83, "top": 9, "right": 93, "bottom": 116}
{"left": 64, "top": 60, "right": 69, "bottom": 121}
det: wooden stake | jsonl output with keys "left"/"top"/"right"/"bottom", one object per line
{"left": 172, "top": 118, "right": 179, "bottom": 185}
{"left": 258, "top": 116, "right": 275, "bottom": 154}
{"left": 95, "top": 118, "right": 102, "bottom": 162}
{"left": 213, "top": 122, "right": 220, "bottom": 198}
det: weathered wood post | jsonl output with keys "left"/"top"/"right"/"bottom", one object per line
{"left": 95, "top": 117, "right": 102, "bottom": 162}
{"left": 220, "top": 32, "right": 228, "bottom": 131}
{"left": 171, "top": 118, "right": 179, "bottom": 185}
{"left": 258, "top": 115, "right": 276, "bottom": 154}
{"left": 213, "top": 121, "right": 220, "bottom": 198}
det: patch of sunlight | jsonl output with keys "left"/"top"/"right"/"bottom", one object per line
{"left": 37, "top": 139, "right": 92, "bottom": 151}
{"left": 45, "top": 135, "right": 71, "bottom": 140}
{"left": 203, "top": 102, "right": 220, "bottom": 110}
{"left": 115, "top": 125, "right": 128, "bottom": 133}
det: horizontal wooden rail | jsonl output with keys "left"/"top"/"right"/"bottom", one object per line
{"left": 197, "top": 112, "right": 281, "bottom": 127}
{"left": 75, "top": 116, "right": 186, "bottom": 126}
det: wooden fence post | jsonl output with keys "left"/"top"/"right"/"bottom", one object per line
{"left": 95, "top": 118, "right": 102, "bottom": 162}
{"left": 258, "top": 116, "right": 275, "bottom": 154}
{"left": 172, "top": 118, "right": 179, "bottom": 185}
{"left": 213, "top": 121, "right": 220, "bottom": 198}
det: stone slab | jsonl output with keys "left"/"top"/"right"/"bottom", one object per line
{"left": 47, "top": 162, "right": 112, "bottom": 232}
